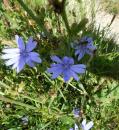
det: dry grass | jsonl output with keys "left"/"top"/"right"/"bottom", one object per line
{"left": 100, "top": 0, "right": 119, "bottom": 15}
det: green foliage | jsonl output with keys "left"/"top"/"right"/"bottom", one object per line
{"left": 0, "top": 0, "right": 119, "bottom": 129}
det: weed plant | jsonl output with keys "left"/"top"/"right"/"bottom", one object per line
{"left": 0, "top": 0, "right": 119, "bottom": 129}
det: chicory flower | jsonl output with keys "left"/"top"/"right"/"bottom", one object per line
{"left": 47, "top": 56, "right": 86, "bottom": 82}
{"left": 81, "top": 119, "right": 94, "bottom": 130}
{"left": 73, "top": 108, "right": 80, "bottom": 118}
{"left": 1, "top": 35, "right": 42, "bottom": 73}
{"left": 74, "top": 36, "right": 96, "bottom": 60}
{"left": 70, "top": 124, "right": 78, "bottom": 130}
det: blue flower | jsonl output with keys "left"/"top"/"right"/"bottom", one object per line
{"left": 73, "top": 108, "right": 80, "bottom": 118}
{"left": 74, "top": 123, "right": 79, "bottom": 130}
{"left": 70, "top": 124, "right": 79, "bottom": 130}
{"left": 21, "top": 116, "right": 28, "bottom": 126}
{"left": 81, "top": 119, "right": 94, "bottom": 130}
{"left": 70, "top": 119, "right": 93, "bottom": 130}
{"left": 47, "top": 56, "right": 86, "bottom": 82}
{"left": 1, "top": 35, "right": 42, "bottom": 73}
{"left": 74, "top": 36, "right": 96, "bottom": 60}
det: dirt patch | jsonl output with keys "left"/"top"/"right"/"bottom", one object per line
{"left": 95, "top": 1, "right": 119, "bottom": 44}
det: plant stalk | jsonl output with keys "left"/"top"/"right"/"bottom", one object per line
{"left": 0, "top": 95, "right": 36, "bottom": 110}
{"left": 16, "top": 0, "right": 48, "bottom": 34}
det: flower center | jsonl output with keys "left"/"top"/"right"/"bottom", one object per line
{"left": 21, "top": 51, "right": 29, "bottom": 58}
{"left": 81, "top": 41, "right": 88, "bottom": 45}
{"left": 62, "top": 63, "right": 71, "bottom": 69}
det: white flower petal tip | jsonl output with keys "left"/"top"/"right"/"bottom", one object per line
{"left": 2, "top": 48, "right": 20, "bottom": 54}
{"left": 81, "top": 119, "right": 94, "bottom": 130}
{"left": 1, "top": 36, "right": 42, "bottom": 73}
{"left": 15, "top": 35, "right": 19, "bottom": 41}
{"left": 26, "top": 37, "right": 37, "bottom": 52}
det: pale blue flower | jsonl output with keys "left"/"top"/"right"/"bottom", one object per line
{"left": 21, "top": 116, "right": 28, "bottom": 126}
{"left": 1, "top": 35, "right": 42, "bottom": 73}
{"left": 70, "top": 124, "right": 79, "bottom": 130}
{"left": 73, "top": 108, "right": 80, "bottom": 118}
{"left": 47, "top": 56, "right": 86, "bottom": 82}
{"left": 75, "top": 124, "right": 79, "bottom": 130}
{"left": 75, "top": 36, "right": 96, "bottom": 60}
{"left": 81, "top": 119, "right": 94, "bottom": 130}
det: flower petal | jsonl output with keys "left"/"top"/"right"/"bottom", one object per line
{"left": 62, "top": 56, "right": 74, "bottom": 64}
{"left": 87, "top": 37, "right": 93, "bottom": 43}
{"left": 75, "top": 64, "right": 86, "bottom": 68}
{"left": 32, "top": 56, "right": 42, "bottom": 63}
{"left": 2, "top": 48, "right": 20, "bottom": 54}
{"left": 71, "top": 71, "right": 79, "bottom": 81}
{"left": 74, "top": 123, "right": 79, "bottom": 130}
{"left": 26, "top": 60, "right": 35, "bottom": 67}
{"left": 47, "top": 64, "right": 62, "bottom": 73}
{"left": 51, "top": 70, "right": 62, "bottom": 79}
{"left": 85, "top": 121, "right": 94, "bottom": 130}
{"left": 63, "top": 70, "right": 71, "bottom": 82}
{"left": 29, "top": 52, "right": 39, "bottom": 57}
{"left": 51, "top": 56, "right": 62, "bottom": 63}
{"left": 71, "top": 65, "right": 86, "bottom": 74}
{"left": 62, "top": 56, "right": 68, "bottom": 62}
{"left": 1, "top": 53, "right": 20, "bottom": 59}
{"left": 87, "top": 43, "right": 96, "bottom": 51}
{"left": 85, "top": 49, "right": 93, "bottom": 56}
{"left": 12, "top": 60, "right": 19, "bottom": 69}
{"left": 15, "top": 35, "right": 25, "bottom": 51}
{"left": 47, "top": 64, "right": 63, "bottom": 79}
{"left": 73, "top": 108, "right": 80, "bottom": 118}
{"left": 69, "top": 57, "right": 74, "bottom": 64}
{"left": 28, "top": 52, "right": 42, "bottom": 63}
{"left": 77, "top": 50, "right": 85, "bottom": 61}
{"left": 82, "top": 119, "right": 86, "bottom": 127}
{"left": 26, "top": 37, "right": 37, "bottom": 52}
{"left": 17, "top": 57, "right": 25, "bottom": 73}
{"left": 75, "top": 50, "right": 80, "bottom": 55}
{"left": 50, "top": 63, "right": 59, "bottom": 67}
{"left": 5, "top": 57, "right": 19, "bottom": 66}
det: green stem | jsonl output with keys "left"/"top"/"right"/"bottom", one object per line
{"left": 57, "top": 86, "right": 66, "bottom": 102}
{"left": 0, "top": 81, "right": 9, "bottom": 88}
{"left": 68, "top": 82, "right": 82, "bottom": 93}
{"left": 61, "top": 9, "right": 71, "bottom": 35}
{"left": 20, "top": 94, "right": 43, "bottom": 104}
{"left": 0, "top": 95, "right": 36, "bottom": 110}
{"left": 16, "top": 0, "right": 47, "bottom": 34}
{"left": 61, "top": 6, "right": 72, "bottom": 56}
{"left": 43, "top": 73, "right": 55, "bottom": 85}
